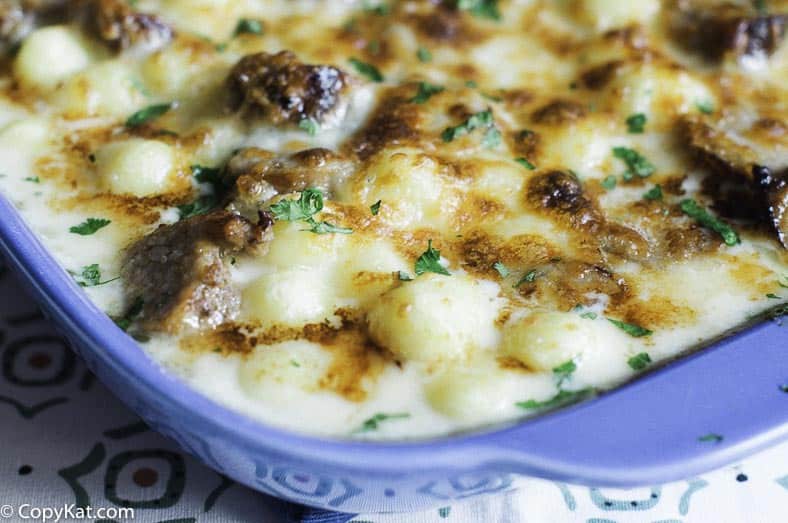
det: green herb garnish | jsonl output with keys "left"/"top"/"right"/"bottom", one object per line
{"left": 354, "top": 412, "right": 410, "bottom": 433}
{"left": 493, "top": 261, "right": 510, "bottom": 278}
{"left": 626, "top": 113, "right": 647, "bottom": 133}
{"left": 627, "top": 352, "right": 652, "bottom": 371}
{"left": 608, "top": 318, "right": 653, "bottom": 337}
{"left": 70, "top": 218, "right": 111, "bottom": 236}
{"left": 113, "top": 298, "right": 143, "bottom": 332}
{"left": 680, "top": 199, "right": 740, "bottom": 246}
{"left": 643, "top": 185, "right": 663, "bottom": 201}
{"left": 457, "top": 0, "right": 501, "bottom": 21}
{"left": 71, "top": 264, "right": 119, "bottom": 287}
{"left": 370, "top": 200, "right": 382, "bottom": 215}
{"left": 178, "top": 195, "right": 217, "bottom": 220}
{"left": 415, "top": 239, "right": 450, "bottom": 276}
{"left": 417, "top": 46, "right": 432, "bottom": 62}
{"left": 269, "top": 188, "right": 352, "bottom": 235}
{"left": 514, "top": 269, "right": 538, "bottom": 287}
{"left": 515, "top": 157, "right": 536, "bottom": 170}
{"left": 306, "top": 220, "right": 353, "bottom": 235}
{"left": 363, "top": 0, "right": 390, "bottom": 15}
{"left": 553, "top": 360, "right": 577, "bottom": 386}
{"left": 234, "top": 18, "right": 264, "bottom": 36}
{"left": 481, "top": 126, "right": 502, "bottom": 149}
{"left": 24, "top": 176, "right": 40, "bottom": 183}
{"left": 767, "top": 293, "right": 781, "bottom": 299}
{"left": 516, "top": 388, "right": 594, "bottom": 410}
{"left": 698, "top": 433, "right": 723, "bottom": 443}
{"left": 441, "top": 109, "right": 495, "bottom": 143}
{"left": 696, "top": 100, "right": 714, "bottom": 115}
{"left": 349, "top": 58, "right": 383, "bottom": 82}
{"left": 601, "top": 175, "right": 617, "bottom": 190}
{"left": 612, "top": 147, "right": 655, "bottom": 179}
{"left": 270, "top": 188, "right": 324, "bottom": 221}
{"left": 580, "top": 311, "right": 598, "bottom": 320}
{"left": 409, "top": 82, "right": 444, "bottom": 104}
{"left": 299, "top": 118, "right": 319, "bottom": 136}
{"left": 398, "top": 271, "right": 413, "bottom": 281}
{"left": 191, "top": 164, "right": 222, "bottom": 185}
{"left": 125, "top": 103, "right": 172, "bottom": 127}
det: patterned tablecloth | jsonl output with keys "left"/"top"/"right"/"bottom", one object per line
{"left": 1, "top": 257, "right": 787, "bottom": 523}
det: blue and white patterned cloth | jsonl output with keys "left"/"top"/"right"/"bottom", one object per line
{"left": 1, "top": 259, "right": 786, "bottom": 523}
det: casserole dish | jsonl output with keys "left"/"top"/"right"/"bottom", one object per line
{"left": 2, "top": 195, "right": 786, "bottom": 513}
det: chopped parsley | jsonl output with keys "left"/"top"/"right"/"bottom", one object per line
{"left": 298, "top": 118, "right": 319, "bottom": 136}
{"left": 516, "top": 388, "right": 594, "bottom": 410}
{"left": 417, "top": 46, "right": 432, "bottom": 63}
{"left": 125, "top": 103, "right": 172, "bottom": 128}
{"left": 24, "top": 176, "right": 40, "bottom": 183}
{"left": 612, "top": 147, "right": 655, "bottom": 180}
{"left": 269, "top": 188, "right": 353, "bottom": 235}
{"left": 270, "top": 188, "right": 324, "bottom": 221}
{"left": 354, "top": 412, "right": 410, "bottom": 433}
{"left": 409, "top": 82, "right": 444, "bottom": 104}
{"left": 643, "top": 185, "right": 663, "bottom": 201}
{"left": 493, "top": 261, "right": 510, "bottom": 278}
{"left": 370, "top": 199, "right": 382, "bottom": 215}
{"left": 70, "top": 218, "right": 111, "bottom": 236}
{"left": 234, "top": 18, "right": 264, "bottom": 36}
{"left": 398, "top": 271, "right": 413, "bottom": 281}
{"left": 553, "top": 360, "right": 576, "bottom": 386}
{"left": 415, "top": 239, "right": 450, "bottom": 276}
{"left": 306, "top": 220, "right": 353, "bottom": 235}
{"left": 481, "top": 126, "right": 502, "bottom": 149}
{"left": 626, "top": 113, "right": 647, "bottom": 134}
{"left": 290, "top": 360, "right": 301, "bottom": 368}
{"left": 518, "top": 129, "right": 534, "bottom": 139}
{"left": 767, "top": 293, "right": 781, "bottom": 299}
{"left": 680, "top": 199, "right": 740, "bottom": 246}
{"left": 441, "top": 109, "right": 498, "bottom": 147}
{"left": 367, "top": 40, "right": 381, "bottom": 55}
{"left": 514, "top": 269, "right": 538, "bottom": 287}
{"left": 515, "top": 157, "right": 536, "bottom": 170}
{"left": 191, "top": 164, "right": 222, "bottom": 185}
{"left": 363, "top": 0, "right": 390, "bottom": 15}
{"left": 574, "top": 305, "right": 598, "bottom": 320}
{"left": 481, "top": 92, "right": 502, "bottom": 103}
{"left": 131, "top": 77, "right": 151, "bottom": 97}
{"left": 698, "top": 433, "right": 723, "bottom": 443}
{"left": 601, "top": 175, "right": 617, "bottom": 190}
{"left": 608, "top": 318, "right": 653, "bottom": 337}
{"left": 349, "top": 58, "right": 383, "bottom": 82}
{"left": 178, "top": 195, "right": 217, "bottom": 220}
{"left": 71, "top": 264, "right": 118, "bottom": 287}
{"left": 457, "top": 0, "right": 501, "bottom": 21}
{"left": 113, "top": 298, "right": 143, "bottom": 332}
{"left": 627, "top": 352, "right": 652, "bottom": 371}
{"left": 696, "top": 100, "right": 714, "bottom": 115}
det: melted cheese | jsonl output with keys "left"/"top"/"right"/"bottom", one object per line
{"left": 0, "top": 0, "right": 787, "bottom": 440}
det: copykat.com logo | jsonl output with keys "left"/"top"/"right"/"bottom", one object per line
{"left": 0, "top": 504, "right": 134, "bottom": 522}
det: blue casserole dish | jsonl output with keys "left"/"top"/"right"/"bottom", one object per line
{"left": 1, "top": 195, "right": 786, "bottom": 513}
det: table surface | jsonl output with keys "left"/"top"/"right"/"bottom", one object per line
{"left": 1, "top": 259, "right": 787, "bottom": 523}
